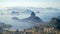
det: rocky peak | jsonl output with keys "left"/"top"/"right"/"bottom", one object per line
{"left": 31, "top": 12, "right": 36, "bottom": 17}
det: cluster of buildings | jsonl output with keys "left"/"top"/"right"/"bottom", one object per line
{"left": 2, "top": 27, "right": 60, "bottom": 34}
{"left": 44, "top": 27, "right": 60, "bottom": 34}
{"left": 3, "top": 28, "right": 39, "bottom": 34}
{"left": 3, "top": 27, "right": 60, "bottom": 34}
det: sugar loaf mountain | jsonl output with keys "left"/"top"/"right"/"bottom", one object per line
{"left": 20, "top": 12, "right": 43, "bottom": 23}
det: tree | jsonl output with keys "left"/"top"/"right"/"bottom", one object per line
{"left": 48, "top": 17, "right": 60, "bottom": 30}
{"left": 0, "top": 33, "right": 2, "bottom": 34}
{"left": 55, "top": 18, "right": 60, "bottom": 30}
{"left": 48, "top": 17, "right": 57, "bottom": 27}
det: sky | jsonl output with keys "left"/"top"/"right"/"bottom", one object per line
{"left": 0, "top": 0, "right": 60, "bottom": 9}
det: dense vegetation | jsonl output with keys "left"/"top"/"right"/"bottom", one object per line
{"left": 49, "top": 16, "right": 60, "bottom": 30}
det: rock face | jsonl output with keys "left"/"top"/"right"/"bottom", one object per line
{"left": 31, "top": 12, "right": 35, "bottom": 17}
{"left": 20, "top": 12, "right": 43, "bottom": 23}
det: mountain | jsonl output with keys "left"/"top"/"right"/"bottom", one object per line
{"left": 20, "top": 12, "right": 43, "bottom": 23}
